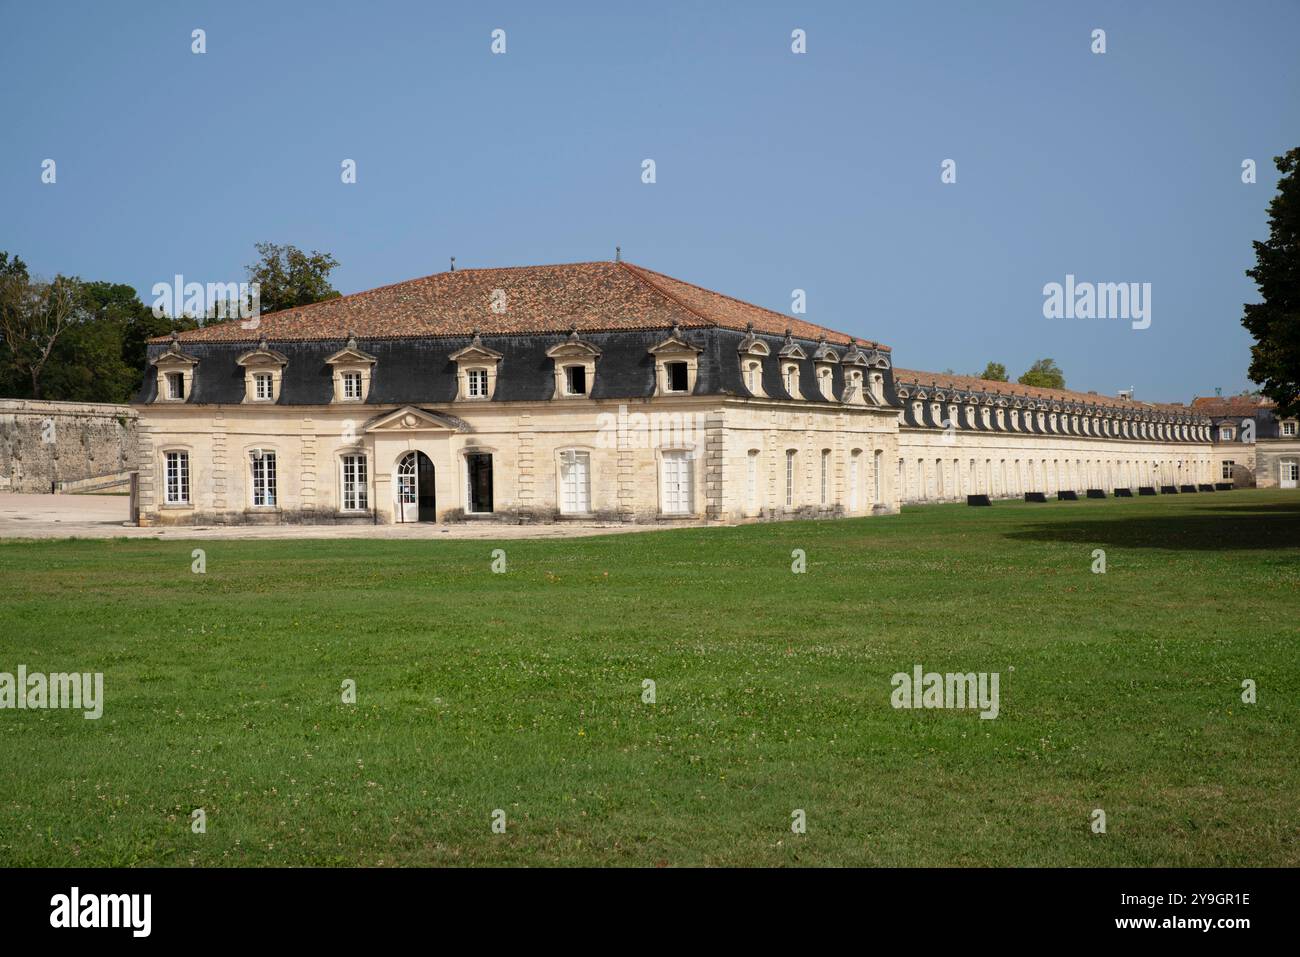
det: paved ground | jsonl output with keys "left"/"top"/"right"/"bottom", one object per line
{"left": 0, "top": 493, "right": 696, "bottom": 540}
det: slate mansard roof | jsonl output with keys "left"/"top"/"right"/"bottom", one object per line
{"left": 139, "top": 262, "right": 893, "bottom": 406}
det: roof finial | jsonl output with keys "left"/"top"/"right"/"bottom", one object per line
{"left": 568, "top": 324, "right": 580, "bottom": 341}
{"left": 346, "top": 332, "right": 358, "bottom": 350}
{"left": 450, "top": 256, "right": 456, "bottom": 272}
{"left": 615, "top": 245, "right": 621, "bottom": 263}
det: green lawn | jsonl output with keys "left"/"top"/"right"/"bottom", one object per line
{"left": 0, "top": 490, "right": 1297, "bottom": 867}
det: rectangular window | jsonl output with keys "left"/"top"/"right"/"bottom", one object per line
{"left": 666, "top": 361, "right": 689, "bottom": 393}
{"left": 660, "top": 450, "right": 692, "bottom": 514}
{"left": 1283, "top": 421, "right": 1297, "bottom": 437}
{"left": 164, "top": 451, "right": 189, "bottom": 504}
{"left": 1221, "top": 460, "right": 1234, "bottom": 480}
{"left": 254, "top": 372, "right": 273, "bottom": 400}
{"left": 786, "top": 450, "right": 796, "bottom": 506}
{"left": 849, "top": 453, "right": 860, "bottom": 511}
{"left": 466, "top": 453, "right": 494, "bottom": 513}
{"left": 559, "top": 450, "right": 591, "bottom": 514}
{"left": 166, "top": 372, "right": 184, "bottom": 400}
{"left": 820, "top": 450, "right": 830, "bottom": 505}
{"left": 466, "top": 368, "right": 488, "bottom": 398}
{"left": 251, "top": 451, "right": 277, "bottom": 507}
{"left": 565, "top": 365, "right": 587, "bottom": 396}
{"left": 342, "top": 371, "right": 362, "bottom": 399}
{"left": 1219, "top": 427, "right": 1234, "bottom": 442}
{"left": 342, "top": 454, "right": 368, "bottom": 510}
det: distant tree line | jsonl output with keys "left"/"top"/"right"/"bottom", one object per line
{"left": 0, "top": 244, "right": 339, "bottom": 403}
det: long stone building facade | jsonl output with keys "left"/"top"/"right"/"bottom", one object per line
{"left": 132, "top": 260, "right": 1224, "bottom": 527}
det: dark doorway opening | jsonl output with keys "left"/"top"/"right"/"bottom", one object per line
{"left": 416, "top": 452, "right": 436, "bottom": 521}
{"left": 467, "top": 452, "right": 494, "bottom": 513}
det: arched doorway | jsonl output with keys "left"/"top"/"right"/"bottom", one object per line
{"left": 396, "top": 451, "right": 436, "bottom": 522}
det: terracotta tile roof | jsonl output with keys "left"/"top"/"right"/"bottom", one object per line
{"left": 1190, "top": 395, "right": 1273, "bottom": 418}
{"left": 155, "top": 261, "right": 883, "bottom": 349}
{"left": 894, "top": 368, "right": 1197, "bottom": 414}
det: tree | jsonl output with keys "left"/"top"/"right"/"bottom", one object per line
{"left": 0, "top": 258, "right": 84, "bottom": 399}
{"left": 978, "top": 362, "right": 1008, "bottom": 382}
{"left": 1018, "top": 358, "right": 1065, "bottom": 390}
{"left": 246, "top": 242, "right": 341, "bottom": 315}
{"left": 1243, "top": 147, "right": 1300, "bottom": 417}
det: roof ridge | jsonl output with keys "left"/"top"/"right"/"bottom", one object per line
{"left": 623, "top": 261, "right": 859, "bottom": 343}
{"left": 616, "top": 261, "right": 716, "bottom": 328}
{"left": 893, "top": 367, "right": 1193, "bottom": 412}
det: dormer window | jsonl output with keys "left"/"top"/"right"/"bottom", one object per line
{"left": 547, "top": 329, "right": 600, "bottom": 400}
{"left": 449, "top": 332, "right": 502, "bottom": 402}
{"left": 565, "top": 364, "right": 588, "bottom": 396}
{"left": 817, "top": 366, "right": 834, "bottom": 400}
{"left": 1282, "top": 420, "right": 1297, "bottom": 437}
{"left": 744, "top": 360, "right": 764, "bottom": 395}
{"left": 325, "top": 336, "right": 377, "bottom": 404}
{"left": 153, "top": 332, "right": 199, "bottom": 403}
{"left": 783, "top": 364, "right": 801, "bottom": 397}
{"left": 236, "top": 336, "right": 288, "bottom": 404}
{"left": 342, "top": 371, "right": 363, "bottom": 399}
{"left": 649, "top": 325, "right": 702, "bottom": 397}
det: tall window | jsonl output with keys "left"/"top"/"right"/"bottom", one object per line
{"left": 466, "top": 453, "right": 494, "bottom": 513}
{"left": 785, "top": 450, "right": 797, "bottom": 506}
{"left": 164, "top": 451, "right": 189, "bottom": 504}
{"left": 342, "top": 454, "right": 368, "bottom": 510}
{"left": 935, "top": 458, "right": 944, "bottom": 498}
{"left": 820, "top": 450, "right": 831, "bottom": 505}
{"left": 747, "top": 450, "right": 760, "bottom": 513}
{"left": 166, "top": 372, "right": 185, "bottom": 400}
{"left": 467, "top": 368, "right": 488, "bottom": 398}
{"left": 254, "top": 372, "right": 273, "bottom": 400}
{"left": 873, "top": 450, "right": 882, "bottom": 503}
{"left": 745, "top": 361, "right": 762, "bottom": 393}
{"left": 250, "top": 451, "right": 277, "bottom": 507}
{"left": 1221, "top": 460, "right": 1234, "bottom": 480}
{"left": 559, "top": 450, "right": 591, "bottom": 514}
{"left": 660, "top": 450, "right": 692, "bottom": 514}
{"left": 342, "top": 371, "right": 363, "bottom": 399}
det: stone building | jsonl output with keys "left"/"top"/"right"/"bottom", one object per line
{"left": 132, "top": 260, "right": 1238, "bottom": 527}
{"left": 133, "top": 262, "right": 901, "bottom": 525}
{"left": 892, "top": 370, "right": 1216, "bottom": 500}
{"left": 1189, "top": 393, "right": 1299, "bottom": 489}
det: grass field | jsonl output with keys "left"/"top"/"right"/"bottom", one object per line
{"left": 1, "top": 490, "right": 1297, "bottom": 867}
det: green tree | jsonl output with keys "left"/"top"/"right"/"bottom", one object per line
{"left": 1018, "top": 358, "right": 1065, "bottom": 390}
{"left": 0, "top": 257, "right": 84, "bottom": 399}
{"left": 1243, "top": 147, "right": 1300, "bottom": 417}
{"left": 978, "top": 362, "right": 1008, "bottom": 381}
{"left": 247, "top": 242, "right": 341, "bottom": 315}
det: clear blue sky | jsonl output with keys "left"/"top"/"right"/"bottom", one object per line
{"left": 3, "top": 0, "right": 1297, "bottom": 401}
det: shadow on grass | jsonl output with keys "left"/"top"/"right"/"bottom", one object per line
{"left": 1003, "top": 501, "right": 1300, "bottom": 551}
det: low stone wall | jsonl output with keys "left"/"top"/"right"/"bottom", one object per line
{"left": 0, "top": 399, "right": 137, "bottom": 493}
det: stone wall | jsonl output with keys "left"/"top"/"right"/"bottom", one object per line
{"left": 0, "top": 399, "right": 138, "bottom": 493}
{"left": 1255, "top": 440, "right": 1300, "bottom": 488}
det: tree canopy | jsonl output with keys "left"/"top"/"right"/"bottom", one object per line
{"left": 978, "top": 362, "right": 1008, "bottom": 382}
{"left": 247, "top": 242, "right": 341, "bottom": 315}
{"left": 1017, "top": 358, "right": 1066, "bottom": 390}
{"left": 1243, "top": 147, "right": 1300, "bottom": 417}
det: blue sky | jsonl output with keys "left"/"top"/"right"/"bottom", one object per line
{"left": 2, "top": 0, "right": 1297, "bottom": 400}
